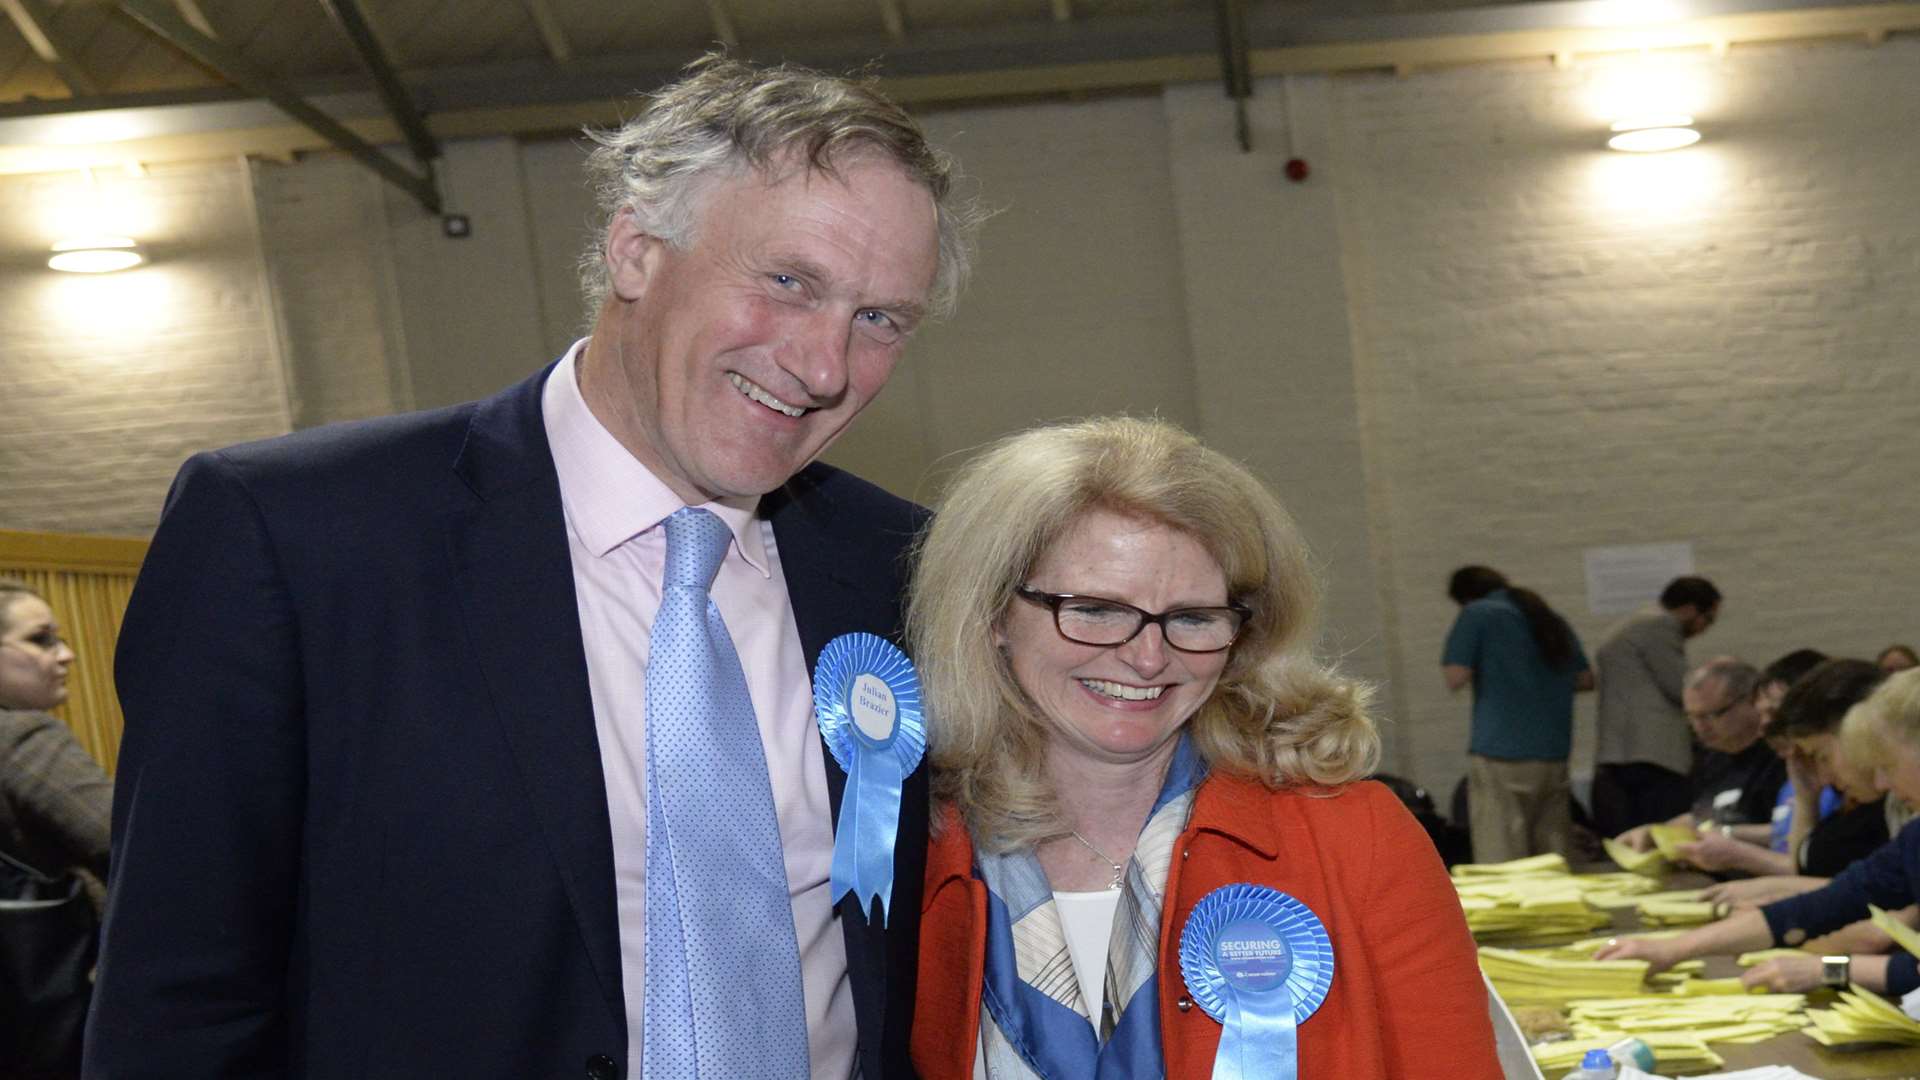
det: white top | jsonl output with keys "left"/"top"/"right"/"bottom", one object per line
{"left": 542, "top": 343, "right": 853, "bottom": 1079}
{"left": 1055, "top": 888, "right": 1124, "bottom": 1026}
{"left": 972, "top": 889, "right": 1125, "bottom": 1079}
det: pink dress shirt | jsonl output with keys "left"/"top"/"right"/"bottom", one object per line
{"left": 542, "top": 345, "right": 854, "bottom": 1079}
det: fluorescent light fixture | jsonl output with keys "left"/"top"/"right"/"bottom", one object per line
{"left": 1607, "top": 114, "right": 1701, "bottom": 152}
{"left": 47, "top": 236, "right": 146, "bottom": 273}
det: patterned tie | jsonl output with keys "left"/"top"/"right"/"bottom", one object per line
{"left": 642, "top": 507, "right": 809, "bottom": 1078}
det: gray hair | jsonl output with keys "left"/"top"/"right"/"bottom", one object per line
{"left": 578, "top": 53, "right": 981, "bottom": 322}
{"left": 1687, "top": 657, "right": 1762, "bottom": 704}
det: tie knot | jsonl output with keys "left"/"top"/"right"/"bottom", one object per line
{"left": 662, "top": 507, "right": 732, "bottom": 591}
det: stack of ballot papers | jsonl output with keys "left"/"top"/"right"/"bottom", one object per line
{"left": 1480, "top": 947, "right": 1661, "bottom": 1006}
{"left": 1567, "top": 994, "right": 1808, "bottom": 1045}
{"left": 1532, "top": 1032, "right": 1724, "bottom": 1075}
{"left": 1612, "top": 1060, "right": 1820, "bottom": 1068}
{"left": 1453, "top": 856, "right": 1676, "bottom": 943}
{"left": 1803, "top": 988, "right": 1920, "bottom": 1047}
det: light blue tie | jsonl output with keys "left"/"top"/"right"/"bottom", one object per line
{"left": 643, "top": 507, "right": 809, "bottom": 1079}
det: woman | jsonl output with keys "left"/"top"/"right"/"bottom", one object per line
{"left": 907, "top": 418, "right": 1498, "bottom": 1078}
{"left": 1, "top": 577, "right": 111, "bottom": 1078}
{"left": 1, "top": 578, "right": 110, "bottom": 884}
{"left": 1597, "top": 667, "right": 1920, "bottom": 995}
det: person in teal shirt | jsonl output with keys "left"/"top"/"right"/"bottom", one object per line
{"left": 1442, "top": 566, "right": 1593, "bottom": 862}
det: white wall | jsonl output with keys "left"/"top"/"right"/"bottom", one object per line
{"left": 3, "top": 38, "right": 1915, "bottom": 790}
{"left": 0, "top": 160, "right": 289, "bottom": 535}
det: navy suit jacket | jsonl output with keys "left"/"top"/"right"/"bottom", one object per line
{"left": 87, "top": 362, "right": 930, "bottom": 1079}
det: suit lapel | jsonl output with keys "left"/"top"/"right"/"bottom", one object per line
{"left": 445, "top": 364, "right": 626, "bottom": 1035}
{"left": 765, "top": 469, "right": 906, "bottom": 1060}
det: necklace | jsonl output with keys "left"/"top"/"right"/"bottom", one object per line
{"left": 1068, "top": 830, "right": 1127, "bottom": 890}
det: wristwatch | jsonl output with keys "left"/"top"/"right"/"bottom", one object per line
{"left": 1822, "top": 954, "right": 1851, "bottom": 989}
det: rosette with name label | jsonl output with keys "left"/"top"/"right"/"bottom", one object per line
{"left": 1178, "top": 883, "right": 1334, "bottom": 1080}
{"left": 814, "top": 632, "right": 926, "bottom": 924}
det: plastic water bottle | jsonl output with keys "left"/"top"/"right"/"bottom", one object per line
{"left": 1606, "top": 1036, "right": 1656, "bottom": 1071}
{"left": 1566, "top": 1048, "right": 1617, "bottom": 1079}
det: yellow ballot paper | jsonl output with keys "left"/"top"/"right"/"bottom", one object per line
{"left": 1869, "top": 903, "right": 1920, "bottom": 958}
{"left": 1602, "top": 836, "right": 1668, "bottom": 875}
{"left": 1452, "top": 853, "right": 1570, "bottom": 877}
{"left": 1648, "top": 823, "right": 1700, "bottom": 860}
{"left": 1805, "top": 987, "right": 1920, "bottom": 1047}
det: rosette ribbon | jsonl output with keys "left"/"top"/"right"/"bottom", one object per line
{"left": 814, "top": 632, "right": 926, "bottom": 924}
{"left": 1178, "top": 883, "right": 1335, "bottom": 1080}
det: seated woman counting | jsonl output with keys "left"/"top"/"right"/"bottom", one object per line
{"left": 906, "top": 417, "right": 1498, "bottom": 1079}
{"left": 1598, "top": 667, "right": 1920, "bottom": 995}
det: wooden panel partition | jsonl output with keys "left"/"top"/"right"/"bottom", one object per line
{"left": 0, "top": 529, "right": 148, "bottom": 774}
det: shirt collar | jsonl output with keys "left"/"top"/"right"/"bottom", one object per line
{"left": 542, "top": 340, "right": 770, "bottom": 576}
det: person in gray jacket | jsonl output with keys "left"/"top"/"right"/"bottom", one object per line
{"left": 1590, "top": 575, "right": 1721, "bottom": 836}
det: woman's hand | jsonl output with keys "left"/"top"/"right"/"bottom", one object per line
{"left": 1592, "top": 935, "right": 1686, "bottom": 974}
{"left": 1699, "top": 876, "right": 1824, "bottom": 908}
{"left": 1740, "top": 954, "right": 1824, "bottom": 993}
{"left": 1675, "top": 832, "right": 1752, "bottom": 873}
{"left": 1614, "top": 825, "right": 1656, "bottom": 853}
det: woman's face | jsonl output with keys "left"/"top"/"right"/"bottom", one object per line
{"left": 1874, "top": 730, "right": 1920, "bottom": 808}
{"left": 0, "top": 595, "right": 75, "bottom": 711}
{"left": 998, "top": 509, "right": 1232, "bottom": 769}
{"left": 1795, "top": 731, "right": 1881, "bottom": 803}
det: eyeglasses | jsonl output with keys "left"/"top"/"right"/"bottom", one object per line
{"left": 1015, "top": 586, "right": 1250, "bottom": 654}
{"left": 1686, "top": 700, "right": 1740, "bottom": 725}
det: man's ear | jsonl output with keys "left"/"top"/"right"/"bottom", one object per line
{"left": 605, "top": 208, "right": 668, "bottom": 302}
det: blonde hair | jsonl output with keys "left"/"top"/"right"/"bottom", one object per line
{"left": 907, "top": 416, "right": 1378, "bottom": 852}
{"left": 1839, "top": 701, "right": 1885, "bottom": 781}
{"left": 1867, "top": 668, "right": 1920, "bottom": 750}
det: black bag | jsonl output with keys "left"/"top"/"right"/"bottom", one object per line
{"left": 0, "top": 848, "right": 96, "bottom": 1079}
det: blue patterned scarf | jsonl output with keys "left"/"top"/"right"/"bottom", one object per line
{"left": 973, "top": 738, "right": 1206, "bottom": 1079}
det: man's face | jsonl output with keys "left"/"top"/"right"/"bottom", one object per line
{"left": 584, "top": 152, "right": 939, "bottom": 505}
{"left": 1685, "top": 679, "right": 1761, "bottom": 753}
{"left": 1680, "top": 602, "right": 1720, "bottom": 639}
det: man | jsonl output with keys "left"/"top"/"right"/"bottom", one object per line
{"left": 1590, "top": 574, "right": 1722, "bottom": 837}
{"left": 1616, "top": 659, "right": 1782, "bottom": 856}
{"left": 1440, "top": 566, "right": 1593, "bottom": 862}
{"left": 86, "top": 56, "right": 979, "bottom": 1079}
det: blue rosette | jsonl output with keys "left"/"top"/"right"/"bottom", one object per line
{"left": 814, "top": 632, "right": 926, "bottom": 924}
{"left": 1178, "top": 884, "right": 1334, "bottom": 1080}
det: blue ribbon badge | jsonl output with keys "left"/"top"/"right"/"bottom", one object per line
{"left": 1178, "top": 884, "right": 1334, "bottom": 1080}
{"left": 814, "top": 632, "right": 926, "bottom": 924}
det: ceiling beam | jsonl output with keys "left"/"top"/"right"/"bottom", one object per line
{"left": 520, "top": 0, "right": 571, "bottom": 64}
{"left": 170, "top": 0, "right": 215, "bottom": 37}
{"left": 1, "top": 0, "right": 1914, "bottom": 176}
{"left": 0, "top": 0, "right": 102, "bottom": 95}
{"left": 878, "top": 0, "right": 907, "bottom": 43}
{"left": 114, "top": 0, "right": 441, "bottom": 212}
{"left": 701, "top": 0, "right": 739, "bottom": 49}
{"left": 1213, "top": 0, "right": 1252, "bottom": 150}
{"left": 317, "top": 0, "right": 438, "bottom": 167}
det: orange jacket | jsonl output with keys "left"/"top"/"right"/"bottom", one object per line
{"left": 913, "top": 776, "right": 1501, "bottom": 1079}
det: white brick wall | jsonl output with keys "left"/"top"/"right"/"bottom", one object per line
{"left": 251, "top": 154, "right": 412, "bottom": 429}
{"left": 1332, "top": 40, "right": 1920, "bottom": 791}
{"left": 0, "top": 39, "right": 1912, "bottom": 798}
{"left": 0, "top": 160, "right": 289, "bottom": 536}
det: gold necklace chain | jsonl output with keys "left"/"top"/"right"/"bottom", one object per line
{"left": 1068, "top": 830, "right": 1127, "bottom": 890}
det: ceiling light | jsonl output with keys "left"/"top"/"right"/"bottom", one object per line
{"left": 47, "top": 236, "right": 146, "bottom": 273}
{"left": 1607, "top": 114, "right": 1701, "bottom": 153}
